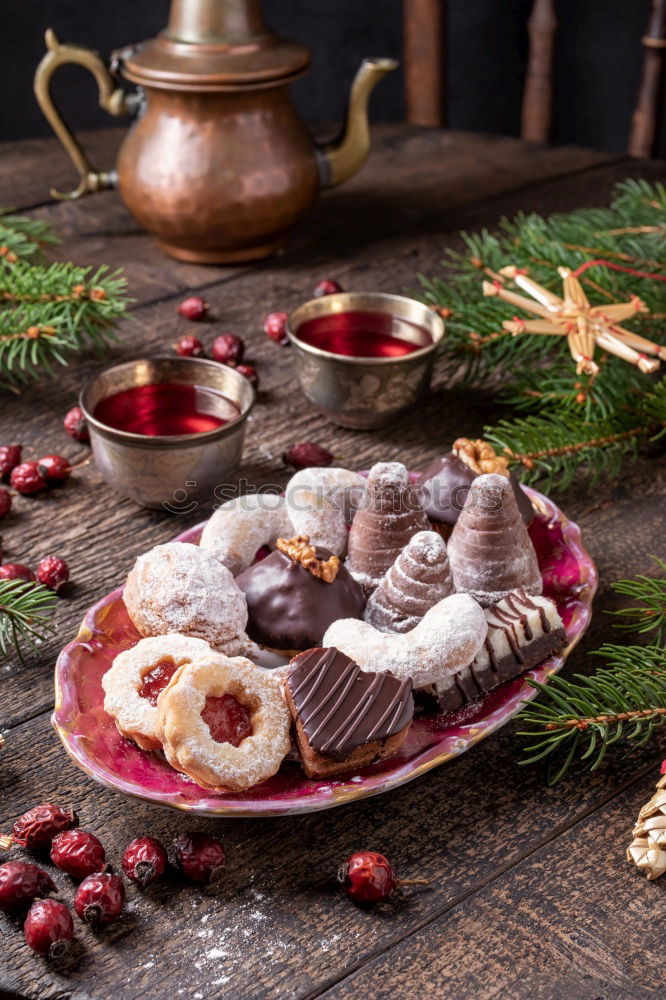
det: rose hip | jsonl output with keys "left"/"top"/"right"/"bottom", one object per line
{"left": 174, "top": 832, "right": 226, "bottom": 885}
{"left": 0, "top": 445, "right": 22, "bottom": 480}
{"left": 37, "top": 455, "right": 71, "bottom": 484}
{"left": 176, "top": 334, "right": 204, "bottom": 357}
{"left": 178, "top": 296, "right": 208, "bottom": 321}
{"left": 0, "top": 563, "right": 35, "bottom": 583}
{"left": 263, "top": 311, "right": 289, "bottom": 345}
{"left": 0, "top": 862, "right": 56, "bottom": 912}
{"left": 283, "top": 442, "right": 334, "bottom": 471}
{"left": 63, "top": 406, "right": 89, "bottom": 443}
{"left": 212, "top": 333, "right": 244, "bottom": 366}
{"left": 24, "top": 899, "right": 74, "bottom": 959}
{"left": 74, "top": 872, "right": 125, "bottom": 925}
{"left": 314, "top": 278, "right": 342, "bottom": 297}
{"left": 235, "top": 363, "right": 259, "bottom": 389}
{"left": 36, "top": 555, "right": 70, "bottom": 592}
{"left": 338, "top": 851, "right": 428, "bottom": 903}
{"left": 10, "top": 461, "right": 47, "bottom": 496}
{"left": 8, "top": 803, "right": 78, "bottom": 850}
{"left": 122, "top": 836, "right": 168, "bottom": 886}
{"left": 50, "top": 830, "right": 105, "bottom": 880}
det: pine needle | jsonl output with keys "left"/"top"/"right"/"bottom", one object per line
{"left": 0, "top": 580, "right": 57, "bottom": 663}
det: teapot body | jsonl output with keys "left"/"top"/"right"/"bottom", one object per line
{"left": 117, "top": 84, "right": 320, "bottom": 263}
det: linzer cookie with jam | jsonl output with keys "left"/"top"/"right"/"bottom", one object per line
{"left": 285, "top": 647, "right": 414, "bottom": 779}
{"left": 346, "top": 461, "right": 430, "bottom": 591}
{"left": 235, "top": 536, "right": 365, "bottom": 655}
{"left": 434, "top": 590, "right": 566, "bottom": 713}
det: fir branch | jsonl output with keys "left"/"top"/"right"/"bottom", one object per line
{"left": 484, "top": 412, "right": 648, "bottom": 491}
{"left": 0, "top": 580, "right": 57, "bottom": 663}
{"left": 608, "top": 557, "right": 666, "bottom": 644}
{"left": 0, "top": 211, "right": 59, "bottom": 264}
{"left": 517, "top": 645, "right": 666, "bottom": 785}
{"left": 0, "top": 261, "right": 129, "bottom": 388}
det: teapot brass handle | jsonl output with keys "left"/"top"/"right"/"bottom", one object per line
{"left": 34, "top": 29, "right": 133, "bottom": 201}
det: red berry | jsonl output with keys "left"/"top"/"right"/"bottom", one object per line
{"left": 36, "top": 555, "right": 70, "bottom": 592}
{"left": 235, "top": 363, "right": 259, "bottom": 389}
{"left": 338, "top": 851, "right": 428, "bottom": 903}
{"left": 24, "top": 899, "right": 74, "bottom": 959}
{"left": 283, "top": 442, "right": 334, "bottom": 471}
{"left": 339, "top": 852, "right": 397, "bottom": 902}
{"left": 174, "top": 832, "right": 226, "bottom": 885}
{"left": 0, "top": 862, "right": 56, "bottom": 912}
{"left": 37, "top": 455, "right": 71, "bottom": 484}
{"left": 73, "top": 872, "right": 125, "bottom": 925}
{"left": 10, "top": 803, "right": 78, "bottom": 850}
{"left": 0, "top": 444, "right": 22, "bottom": 480}
{"left": 122, "top": 836, "right": 168, "bottom": 886}
{"left": 314, "top": 278, "right": 342, "bottom": 297}
{"left": 178, "top": 296, "right": 208, "bottom": 321}
{"left": 212, "top": 333, "right": 245, "bottom": 366}
{"left": 263, "top": 311, "right": 289, "bottom": 346}
{"left": 10, "top": 461, "right": 47, "bottom": 495}
{"left": 176, "top": 334, "right": 204, "bottom": 358}
{"left": 50, "top": 830, "right": 105, "bottom": 880}
{"left": 63, "top": 406, "right": 89, "bottom": 443}
{"left": 0, "top": 563, "right": 35, "bottom": 583}
{"left": 0, "top": 488, "right": 11, "bottom": 519}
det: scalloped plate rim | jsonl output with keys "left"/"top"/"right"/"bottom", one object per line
{"left": 52, "top": 485, "right": 597, "bottom": 817}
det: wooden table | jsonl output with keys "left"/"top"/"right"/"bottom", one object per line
{"left": 1, "top": 126, "right": 665, "bottom": 1000}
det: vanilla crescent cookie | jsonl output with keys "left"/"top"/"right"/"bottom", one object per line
{"left": 322, "top": 592, "right": 487, "bottom": 690}
{"left": 123, "top": 542, "right": 248, "bottom": 653}
{"left": 284, "top": 467, "right": 367, "bottom": 557}
{"left": 156, "top": 652, "right": 291, "bottom": 792}
{"left": 102, "top": 634, "right": 212, "bottom": 750}
{"left": 200, "top": 494, "right": 293, "bottom": 575}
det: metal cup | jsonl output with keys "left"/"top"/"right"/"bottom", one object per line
{"left": 80, "top": 356, "right": 255, "bottom": 510}
{"left": 287, "top": 292, "right": 444, "bottom": 429}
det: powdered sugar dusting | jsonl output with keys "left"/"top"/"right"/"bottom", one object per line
{"left": 324, "top": 592, "right": 487, "bottom": 688}
{"left": 124, "top": 543, "right": 249, "bottom": 652}
{"left": 158, "top": 652, "right": 291, "bottom": 791}
{"left": 448, "top": 474, "right": 542, "bottom": 605}
{"left": 285, "top": 467, "right": 366, "bottom": 556}
{"left": 201, "top": 494, "right": 293, "bottom": 575}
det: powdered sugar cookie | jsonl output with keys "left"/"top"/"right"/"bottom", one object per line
{"left": 284, "top": 467, "right": 366, "bottom": 556}
{"left": 157, "top": 652, "right": 291, "bottom": 792}
{"left": 124, "top": 542, "right": 248, "bottom": 653}
{"left": 323, "top": 592, "right": 487, "bottom": 689}
{"left": 200, "top": 494, "right": 293, "bottom": 575}
{"left": 102, "top": 634, "right": 212, "bottom": 750}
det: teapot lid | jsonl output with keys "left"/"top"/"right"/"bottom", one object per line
{"left": 119, "top": 0, "right": 310, "bottom": 90}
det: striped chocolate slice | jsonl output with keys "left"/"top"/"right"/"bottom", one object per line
{"left": 287, "top": 647, "right": 413, "bottom": 761}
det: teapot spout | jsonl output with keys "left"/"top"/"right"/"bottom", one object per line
{"left": 319, "top": 57, "right": 398, "bottom": 188}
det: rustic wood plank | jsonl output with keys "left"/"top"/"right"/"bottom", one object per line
{"left": 317, "top": 771, "right": 666, "bottom": 1000}
{"left": 1, "top": 129, "right": 665, "bottom": 1000}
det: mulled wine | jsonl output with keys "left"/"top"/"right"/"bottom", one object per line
{"left": 295, "top": 309, "right": 433, "bottom": 358}
{"left": 93, "top": 382, "right": 240, "bottom": 437}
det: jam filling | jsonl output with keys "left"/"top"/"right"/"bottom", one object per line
{"left": 139, "top": 659, "right": 179, "bottom": 706}
{"left": 201, "top": 694, "right": 253, "bottom": 747}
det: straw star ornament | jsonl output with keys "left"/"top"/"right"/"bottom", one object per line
{"left": 483, "top": 265, "right": 665, "bottom": 376}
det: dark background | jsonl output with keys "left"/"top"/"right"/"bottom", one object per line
{"left": 1, "top": 0, "right": 663, "bottom": 155}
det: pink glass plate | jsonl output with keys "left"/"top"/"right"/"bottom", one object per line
{"left": 53, "top": 486, "right": 597, "bottom": 817}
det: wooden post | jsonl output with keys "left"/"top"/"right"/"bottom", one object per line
{"left": 521, "top": 0, "right": 557, "bottom": 142}
{"left": 629, "top": 0, "right": 666, "bottom": 157}
{"left": 403, "top": 0, "right": 446, "bottom": 126}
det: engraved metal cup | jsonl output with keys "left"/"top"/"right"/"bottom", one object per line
{"left": 287, "top": 292, "right": 444, "bottom": 429}
{"left": 80, "top": 356, "right": 255, "bottom": 510}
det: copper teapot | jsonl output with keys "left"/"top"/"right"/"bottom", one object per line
{"left": 34, "top": 0, "right": 397, "bottom": 263}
